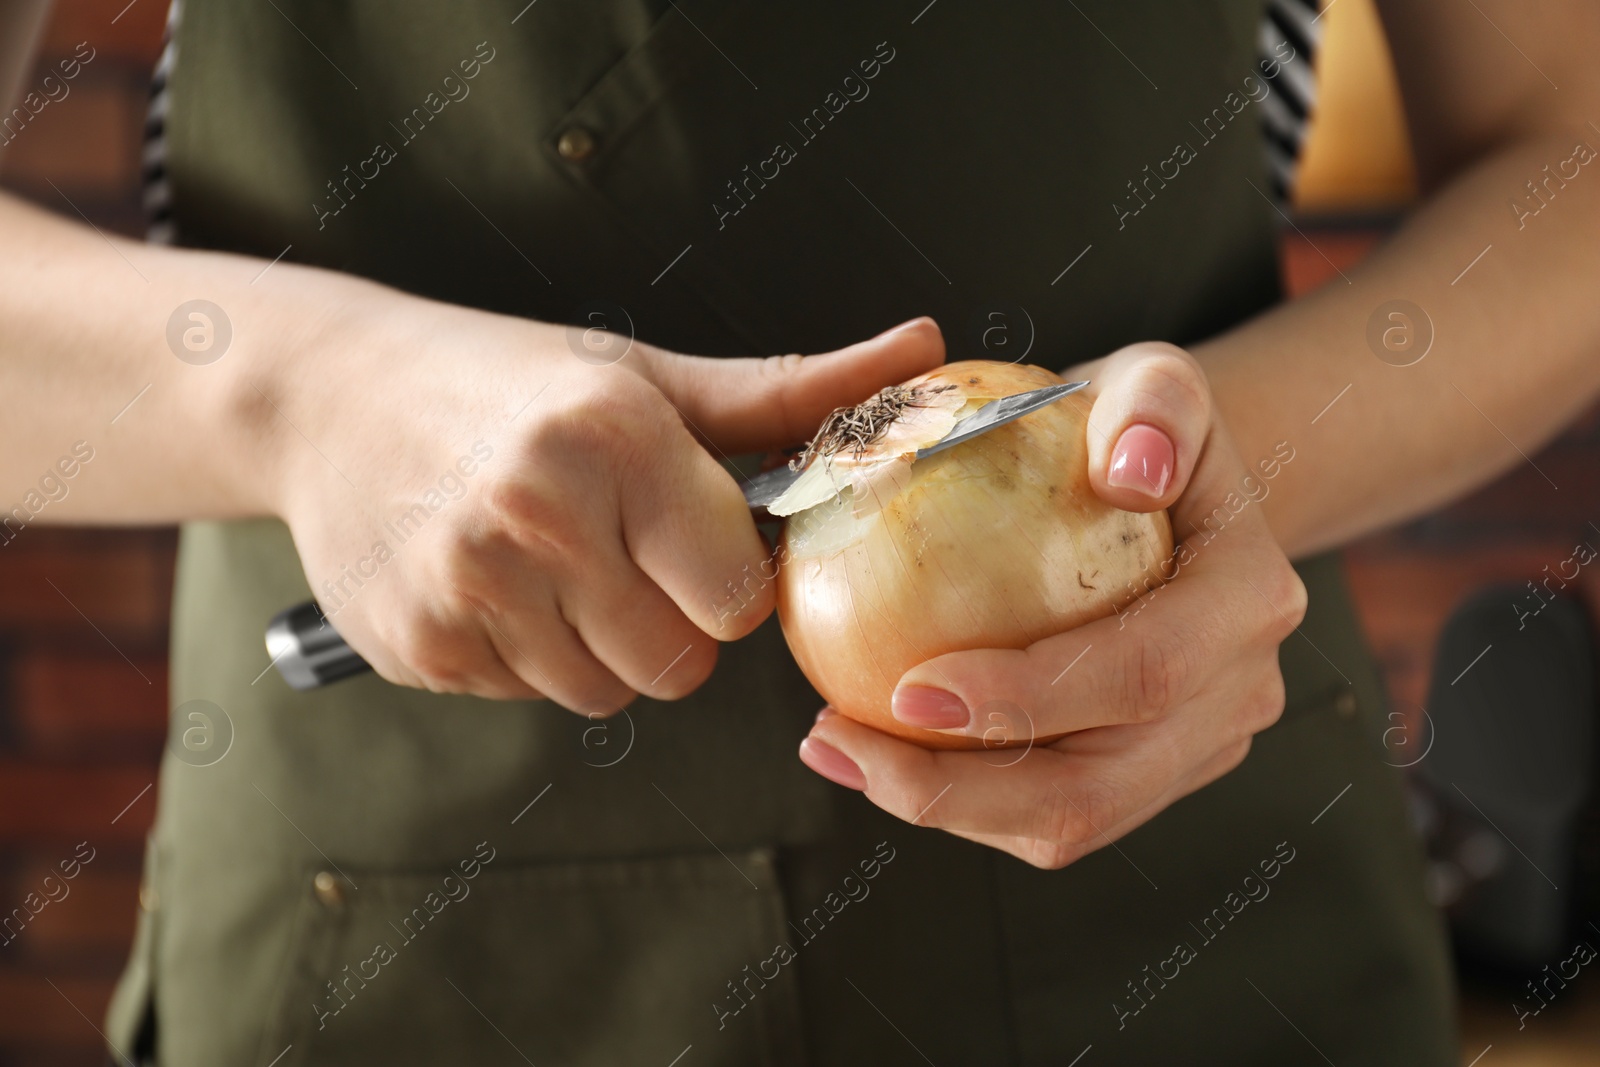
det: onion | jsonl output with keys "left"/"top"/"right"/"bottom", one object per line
{"left": 776, "top": 361, "right": 1174, "bottom": 750}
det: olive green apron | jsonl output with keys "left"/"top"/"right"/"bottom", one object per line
{"left": 107, "top": 2, "right": 1456, "bottom": 1063}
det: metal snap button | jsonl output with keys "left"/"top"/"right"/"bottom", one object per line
{"left": 313, "top": 870, "right": 346, "bottom": 908}
{"left": 557, "top": 126, "right": 597, "bottom": 163}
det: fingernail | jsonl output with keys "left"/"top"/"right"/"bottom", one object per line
{"left": 891, "top": 685, "right": 970, "bottom": 729}
{"left": 815, "top": 706, "right": 836, "bottom": 724}
{"left": 1108, "top": 423, "right": 1174, "bottom": 499}
{"left": 799, "top": 737, "right": 867, "bottom": 791}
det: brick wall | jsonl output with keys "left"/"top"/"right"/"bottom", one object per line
{"left": 1, "top": 4, "right": 170, "bottom": 1065}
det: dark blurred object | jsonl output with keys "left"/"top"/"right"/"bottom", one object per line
{"left": 1412, "top": 585, "right": 1597, "bottom": 971}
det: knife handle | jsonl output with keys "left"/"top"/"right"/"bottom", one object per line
{"left": 265, "top": 601, "right": 371, "bottom": 690}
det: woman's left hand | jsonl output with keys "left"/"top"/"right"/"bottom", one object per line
{"left": 798, "top": 343, "right": 1308, "bottom": 869}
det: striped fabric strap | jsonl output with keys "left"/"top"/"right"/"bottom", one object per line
{"left": 1260, "top": 0, "right": 1324, "bottom": 202}
{"left": 141, "top": 0, "right": 180, "bottom": 245}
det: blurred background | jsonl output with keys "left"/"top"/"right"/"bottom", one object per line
{"left": 0, "top": 1, "right": 1596, "bottom": 1064}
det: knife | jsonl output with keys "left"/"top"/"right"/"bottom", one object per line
{"left": 265, "top": 380, "right": 1089, "bottom": 690}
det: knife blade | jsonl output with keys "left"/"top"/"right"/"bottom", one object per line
{"left": 741, "top": 379, "right": 1090, "bottom": 510}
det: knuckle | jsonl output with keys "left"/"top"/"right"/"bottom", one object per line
{"left": 484, "top": 475, "right": 546, "bottom": 530}
{"left": 908, "top": 783, "right": 951, "bottom": 830}
{"left": 482, "top": 476, "right": 585, "bottom": 557}
{"left": 528, "top": 376, "right": 669, "bottom": 463}
{"left": 1279, "top": 568, "right": 1309, "bottom": 628}
{"left": 437, "top": 523, "right": 509, "bottom": 593}
{"left": 1077, "top": 782, "right": 1121, "bottom": 839}
{"left": 646, "top": 640, "right": 716, "bottom": 701}
{"left": 393, "top": 620, "right": 474, "bottom": 692}
{"left": 1121, "top": 633, "right": 1183, "bottom": 720}
{"left": 1022, "top": 840, "right": 1078, "bottom": 871}
{"left": 1033, "top": 791, "right": 1079, "bottom": 847}
{"left": 1258, "top": 564, "right": 1308, "bottom": 638}
{"left": 1034, "top": 780, "right": 1117, "bottom": 848}
{"left": 1132, "top": 345, "right": 1210, "bottom": 413}
{"left": 1242, "top": 672, "right": 1287, "bottom": 734}
{"left": 757, "top": 353, "right": 804, "bottom": 438}
{"left": 569, "top": 688, "right": 638, "bottom": 720}
{"left": 760, "top": 352, "right": 806, "bottom": 381}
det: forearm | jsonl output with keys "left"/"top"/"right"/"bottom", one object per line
{"left": 0, "top": 191, "right": 372, "bottom": 525}
{"left": 1198, "top": 125, "right": 1600, "bottom": 558}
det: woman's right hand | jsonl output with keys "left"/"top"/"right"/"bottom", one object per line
{"left": 256, "top": 284, "right": 944, "bottom": 707}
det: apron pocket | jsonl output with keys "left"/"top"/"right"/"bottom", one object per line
{"left": 260, "top": 846, "right": 807, "bottom": 1067}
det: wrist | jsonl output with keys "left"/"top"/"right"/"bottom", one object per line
{"left": 210, "top": 260, "right": 399, "bottom": 523}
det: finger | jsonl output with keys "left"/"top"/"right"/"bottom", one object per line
{"left": 803, "top": 710, "right": 1176, "bottom": 846}
{"left": 948, "top": 738, "right": 1252, "bottom": 868}
{"left": 555, "top": 543, "right": 719, "bottom": 700}
{"left": 1080, "top": 342, "right": 1211, "bottom": 512}
{"left": 640, "top": 317, "right": 947, "bottom": 454}
{"left": 479, "top": 591, "right": 636, "bottom": 713}
{"left": 807, "top": 698, "right": 1251, "bottom": 858}
{"left": 893, "top": 425, "right": 1303, "bottom": 739}
{"left": 622, "top": 421, "right": 778, "bottom": 640}
{"left": 325, "top": 554, "right": 547, "bottom": 700}
{"left": 446, "top": 539, "right": 638, "bottom": 711}
{"left": 358, "top": 597, "right": 546, "bottom": 701}
{"left": 889, "top": 574, "right": 1253, "bottom": 739}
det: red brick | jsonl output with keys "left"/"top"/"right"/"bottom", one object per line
{"left": 0, "top": 529, "right": 175, "bottom": 641}
{"left": 1280, "top": 228, "right": 1386, "bottom": 298}
{"left": 9, "top": 649, "right": 168, "bottom": 760}
{"left": 0, "top": 73, "right": 148, "bottom": 196}
{"left": 0, "top": 972, "right": 120, "bottom": 1050}
{"left": 38, "top": 0, "right": 168, "bottom": 66}
{"left": 0, "top": 763, "right": 157, "bottom": 847}
{"left": 2, "top": 860, "right": 142, "bottom": 962}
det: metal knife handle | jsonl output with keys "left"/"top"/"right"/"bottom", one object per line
{"left": 265, "top": 601, "right": 371, "bottom": 690}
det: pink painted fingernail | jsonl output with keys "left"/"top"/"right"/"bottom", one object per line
{"left": 1108, "top": 423, "right": 1174, "bottom": 499}
{"left": 891, "top": 686, "right": 970, "bottom": 729}
{"left": 799, "top": 738, "right": 867, "bottom": 791}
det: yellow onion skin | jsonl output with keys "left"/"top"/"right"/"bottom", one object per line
{"left": 777, "top": 360, "right": 1174, "bottom": 750}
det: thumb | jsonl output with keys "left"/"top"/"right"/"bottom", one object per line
{"left": 1081, "top": 342, "right": 1212, "bottom": 513}
{"left": 641, "top": 317, "right": 946, "bottom": 454}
